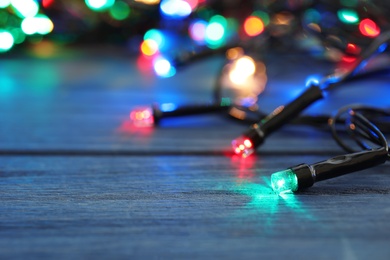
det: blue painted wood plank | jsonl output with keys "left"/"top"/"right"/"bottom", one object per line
{"left": 0, "top": 156, "right": 389, "bottom": 259}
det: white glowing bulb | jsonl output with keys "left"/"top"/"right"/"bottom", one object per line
{"left": 235, "top": 56, "right": 256, "bottom": 75}
{"left": 153, "top": 57, "right": 176, "bottom": 77}
{"left": 11, "top": 0, "right": 39, "bottom": 18}
{"left": 0, "top": 31, "right": 14, "bottom": 52}
{"left": 229, "top": 56, "right": 256, "bottom": 85}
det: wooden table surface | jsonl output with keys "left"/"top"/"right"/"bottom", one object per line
{"left": 1, "top": 49, "right": 389, "bottom": 259}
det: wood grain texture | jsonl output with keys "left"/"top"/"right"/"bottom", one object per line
{"left": 0, "top": 156, "right": 389, "bottom": 259}
{"left": 1, "top": 50, "right": 390, "bottom": 259}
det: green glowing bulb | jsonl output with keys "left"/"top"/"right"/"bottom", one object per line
{"left": 337, "top": 9, "right": 359, "bottom": 24}
{"left": 271, "top": 169, "right": 298, "bottom": 194}
{"left": 144, "top": 29, "right": 164, "bottom": 48}
{"left": 205, "top": 15, "right": 228, "bottom": 48}
{"left": 9, "top": 28, "right": 26, "bottom": 44}
{"left": 206, "top": 22, "right": 224, "bottom": 40}
{"left": 252, "top": 10, "right": 270, "bottom": 26}
{"left": 109, "top": 1, "right": 130, "bottom": 21}
{"left": 85, "top": 0, "right": 115, "bottom": 11}
{"left": 0, "top": 30, "right": 14, "bottom": 52}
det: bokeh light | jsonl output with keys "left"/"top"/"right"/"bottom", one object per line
{"left": 0, "top": 0, "right": 11, "bottom": 8}
{"left": 205, "top": 15, "right": 227, "bottom": 48}
{"left": 303, "top": 8, "right": 321, "bottom": 25}
{"left": 337, "top": 9, "right": 359, "bottom": 24}
{"left": 229, "top": 56, "right": 256, "bottom": 85}
{"left": 189, "top": 20, "right": 207, "bottom": 43}
{"left": 11, "top": 0, "right": 39, "bottom": 18}
{"left": 346, "top": 43, "right": 360, "bottom": 55}
{"left": 135, "top": 0, "right": 160, "bottom": 4}
{"left": 244, "top": 16, "right": 264, "bottom": 37}
{"left": 109, "top": 1, "right": 131, "bottom": 20}
{"left": 144, "top": 29, "right": 165, "bottom": 49}
{"left": 252, "top": 10, "right": 270, "bottom": 26}
{"left": 9, "top": 28, "right": 26, "bottom": 44}
{"left": 85, "top": 0, "right": 115, "bottom": 11}
{"left": 21, "top": 14, "right": 54, "bottom": 35}
{"left": 185, "top": 0, "right": 198, "bottom": 10}
{"left": 153, "top": 57, "right": 176, "bottom": 77}
{"left": 0, "top": 30, "right": 14, "bottom": 52}
{"left": 160, "top": 103, "right": 177, "bottom": 112}
{"left": 140, "top": 39, "right": 159, "bottom": 56}
{"left": 359, "top": 18, "right": 380, "bottom": 37}
{"left": 160, "top": 0, "right": 192, "bottom": 18}
{"left": 42, "top": 0, "right": 54, "bottom": 8}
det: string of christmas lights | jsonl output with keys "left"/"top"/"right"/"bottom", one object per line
{"left": 232, "top": 30, "right": 390, "bottom": 158}
{"left": 271, "top": 104, "right": 390, "bottom": 194}
{"left": 1, "top": 1, "right": 389, "bottom": 64}
{"left": 2, "top": 1, "right": 390, "bottom": 194}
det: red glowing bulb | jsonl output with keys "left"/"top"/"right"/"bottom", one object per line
{"left": 359, "top": 19, "right": 380, "bottom": 38}
{"left": 346, "top": 43, "right": 361, "bottom": 55}
{"left": 42, "top": 0, "right": 55, "bottom": 8}
{"left": 130, "top": 107, "right": 154, "bottom": 127}
{"left": 232, "top": 137, "right": 254, "bottom": 157}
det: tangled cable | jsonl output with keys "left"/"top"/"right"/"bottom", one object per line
{"left": 330, "top": 104, "right": 390, "bottom": 156}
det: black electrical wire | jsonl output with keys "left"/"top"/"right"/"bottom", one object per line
{"left": 330, "top": 104, "right": 390, "bottom": 156}
{"left": 232, "top": 30, "right": 390, "bottom": 157}
{"left": 271, "top": 104, "right": 390, "bottom": 194}
{"left": 323, "top": 31, "right": 390, "bottom": 90}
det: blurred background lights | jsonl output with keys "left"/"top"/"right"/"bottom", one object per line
{"left": 0, "top": 30, "right": 14, "bottom": 52}
{"left": 337, "top": 9, "right": 359, "bottom": 24}
{"left": 252, "top": 11, "right": 270, "bottom": 26}
{"left": 85, "top": 0, "right": 115, "bottom": 11}
{"left": 229, "top": 56, "right": 256, "bottom": 85}
{"left": 244, "top": 16, "right": 264, "bottom": 37}
{"left": 9, "top": 28, "right": 26, "bottom": 44}
{"left": 109, "top": 1, "right": 131, "bottom": 20}
{"left": 21, "top": 14, "right": 54, "bottom": 35}
{"left": 160, "top": 103, "right": 177, "bottom": 112}
{"left": 346, "top": 43, "right": 360, "bottom": 55}
{"left": 303, "top": 8, "right": 321, "bottom": 25}
{"left": 205, "top": 15, "right": 227, "bottom": 48}
{"left": 0, "top": 0, "right": 11, "bottom": 8}
{"left": 160, "top": 0, "right": 192, "bottom": 18}
{"left": 185, "top": 0, "right": 198, "bottom": 10}
{"left": 135, "top": 0, "right": 160, "bottom": 4}
{"left": 226, "top": 47, "right": 244, "bottom": 60}
{"left": 42, "top": 0, "right": 54, "bottom": 8}
{"left": 144, "top": 29, "right": 165, "bottom": 49}
{"left": 11, "top": 0, "right": 39, "bottom": 18}
{"left": 359, "top": 18, "right": 380, "bottom": 37}
{"left": 189, "top": 20, "right": 207, "bottom": 43}
{"left": 153, "top": 57, "right": 176, "bottom": 77}
{"left": 140, "top": 39, "right": 159, "bottom": 56}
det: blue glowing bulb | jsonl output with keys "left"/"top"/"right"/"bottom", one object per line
{"left": 160, "top": 0, "right": 192, "bottom": 18}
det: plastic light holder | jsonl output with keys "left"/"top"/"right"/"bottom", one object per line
{"left": 271, "top": 148, "right": 388, "bottom": 194}
{"left": 232, "top": 83, "right": 324, "bottom": 157}
{"left": 131, "top": 103, "right": 232, "bottom": 127}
